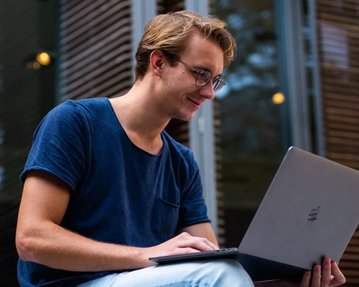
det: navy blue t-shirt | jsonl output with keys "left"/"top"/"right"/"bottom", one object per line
{"left": 18, "top": 98, "right": 210, "bottom": 286}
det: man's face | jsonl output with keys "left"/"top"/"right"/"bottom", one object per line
{"left": 161, "top": 32, "right": 224, "bottom": 121}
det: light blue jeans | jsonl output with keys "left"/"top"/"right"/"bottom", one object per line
{"left": 78, "top": 259, "right": 254, "bottom": 287}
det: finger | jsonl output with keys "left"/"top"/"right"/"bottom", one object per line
{"left": 176, "top": 233, "right": 217, "bottom": 251}
{"left": 200, "top": 237, "right": 218, "bottom": 250}
{"left": 311, "top": 264, "right": 322, "bottom": 287}
{"left": 300, "top": 270, "right": 311, "bottom": 287}
{"left": 190, "top": 235, "right": 218, "bottom": 251}
{"left": 321, "top": 257, "right": 332, "bottom": 286}
{"left": 179, "top": 237, "right": 217, "bottom": 251}
{"left": 174, "top": 247, "right": 202, "bottom": 254}
{"left": 330, "top": 262, "right": 346, "bottom": 286}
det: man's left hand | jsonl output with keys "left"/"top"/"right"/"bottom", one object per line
{"left": 300, "top": 257, "right": 346, "bottom": 287}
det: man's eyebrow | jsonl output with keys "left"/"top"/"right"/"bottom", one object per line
{"left": 192, "top": 65, "right": 222, "bottom": 77}
{"left": 191, "top": 65, "right": 211, "bottom": 72}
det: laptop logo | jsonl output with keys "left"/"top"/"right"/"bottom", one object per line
{"left": 308, "top": 206, "right": 321, "bottom": 222}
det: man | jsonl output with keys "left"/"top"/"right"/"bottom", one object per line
{"left": 16, "top": 11, "right": 345, "bottom": 287}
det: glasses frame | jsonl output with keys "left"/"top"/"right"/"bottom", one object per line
{"left": 176, "top": 59, "right": 226, "bottom": 92}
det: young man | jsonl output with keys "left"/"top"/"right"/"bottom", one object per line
{"left": 16, "top": 11, "right": 345, "bottom": 287}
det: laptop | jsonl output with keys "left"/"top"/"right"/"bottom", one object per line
{"left": 149, "top": 146, "right": 359, "bottom": 281}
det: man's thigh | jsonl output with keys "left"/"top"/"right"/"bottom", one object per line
{"left": 78, "top": 259, "right": 254, "bottom": 287}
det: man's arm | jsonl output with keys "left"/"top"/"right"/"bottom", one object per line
{"left": 16, "top": 171, "right": 217, "bottom": 272}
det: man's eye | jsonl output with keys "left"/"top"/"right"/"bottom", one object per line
{"left": 194, "top": 70, "right": 209, "bottom": 80}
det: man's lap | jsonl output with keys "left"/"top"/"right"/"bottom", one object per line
{"left": 78, "top": 259, "right": 254, "bottom": 287}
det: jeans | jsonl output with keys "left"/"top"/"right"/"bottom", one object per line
{"left": 78, "top": 259, "right": 254, "bottom": 287}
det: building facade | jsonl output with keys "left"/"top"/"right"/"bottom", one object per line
{"left": 0, "top": 0, "right": 358, "bottom": 285}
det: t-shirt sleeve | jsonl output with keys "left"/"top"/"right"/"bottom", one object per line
{"left": 20, "top": 101, "right": 88, "bottom": 192}
{"left": 178, "top": 153, "right": 211, "bottom": 228}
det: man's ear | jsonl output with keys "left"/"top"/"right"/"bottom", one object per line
{"left": 149, "top": 50, "right": 165, "bottom": 78}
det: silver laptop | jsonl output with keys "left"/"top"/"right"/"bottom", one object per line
{"left": 150, "top": 147, "right": 359, "bottom": 281}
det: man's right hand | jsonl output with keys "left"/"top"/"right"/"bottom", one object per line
{"left": 142, "top": 232, "right": 218, "bottom": 266}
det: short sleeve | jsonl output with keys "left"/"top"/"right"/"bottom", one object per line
{"left": 178, "top": 153, "right": 210, "bottom": 228}
{"left": 20, "top": 101, "right": 88, "bottom": 191}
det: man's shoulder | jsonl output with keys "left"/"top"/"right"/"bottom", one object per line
{"left": 47, "top": 97, "right": 109, "bottom": 122}
{"left": 60, "top": 97, "right": 108, "bottom": 112}
{"left": 162, "top": 131, "right": 197, "bottom": 168}
{"left": 163, "top": 131, "right": 191, "bottom": 154}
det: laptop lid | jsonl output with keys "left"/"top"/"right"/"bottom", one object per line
{"left": 149, "top": 147, "right": 359, "bottom": 280}
{"left": 238, "top": 146, "right": 359, "bottom": 270}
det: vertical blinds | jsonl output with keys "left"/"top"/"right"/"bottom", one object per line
{"left": 58, "top": 0, "right": 133, "bottom": 100}
{"left": 317, "top": 0, "right": 359, "bottom": 285}
{"left": 213, "top": 99, "right": 226, "bottom": 245}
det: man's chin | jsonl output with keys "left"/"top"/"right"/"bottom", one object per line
{"left": 173, "top": 113, "right": 195, "bottom": 122}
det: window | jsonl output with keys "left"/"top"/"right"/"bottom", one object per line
{"left": 214, "top": 0, "right": 287, "bottom": 246}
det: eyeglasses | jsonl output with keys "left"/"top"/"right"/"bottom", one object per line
{"left": 177, "top": 59, "right": 225, "bottom": 92}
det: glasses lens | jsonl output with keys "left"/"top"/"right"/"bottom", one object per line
{"left": 191, "top": 65, "right": 225, "bottom": 91}
{"left": 212, "top": 77, "right": 225, "bottom": 91}
{"left": 195, "top": 70, "right": 212, "bottom": 87}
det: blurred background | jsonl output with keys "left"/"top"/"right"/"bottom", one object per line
{"left": 1, "top": 0, "right": 358, "bottom": 285}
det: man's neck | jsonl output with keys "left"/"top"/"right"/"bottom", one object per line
{"left": 109, "top": 83, "right": 170, "bottom": 155}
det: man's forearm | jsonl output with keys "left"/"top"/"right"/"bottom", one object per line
{"left": 16, "top": 221, "right": 150, "bottom": 272}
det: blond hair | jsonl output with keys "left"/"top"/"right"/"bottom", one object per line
{"left": 135, "top": 11, "right": 236, "bottom": 80}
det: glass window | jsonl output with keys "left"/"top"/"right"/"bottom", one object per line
{"left": 214, "top": 0, "right": 288, "bottom": 247}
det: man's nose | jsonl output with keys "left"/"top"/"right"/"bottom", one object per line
{"left": 199, "top": 81, "right": 215, "bottom": 100}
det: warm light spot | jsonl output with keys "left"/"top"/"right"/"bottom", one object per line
{"left": 272, "top": 92, "right": 285, "bottom": 105}
{"left": 36, "top": 52, "right": 51, "bottom": 66}
{"left": 32, "top": 62, "right": 41, "bottom": 70}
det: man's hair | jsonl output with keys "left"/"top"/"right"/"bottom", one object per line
{"left": 135, "top": 11, "right": 236, "bottom": 80}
